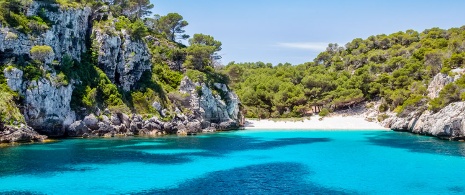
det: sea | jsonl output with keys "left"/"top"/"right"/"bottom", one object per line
{"left": 1, "top": 129, "right": 465, "bottom": 194}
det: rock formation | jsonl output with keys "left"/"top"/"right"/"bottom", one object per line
{"left": 381, "top": 73, "right": 465, "bottom": 140}
{"left": 0, "top": 1, "right": 242, "bottom": 143}
{"left": 93, "top": 21, "right": 151, "bottom": 91}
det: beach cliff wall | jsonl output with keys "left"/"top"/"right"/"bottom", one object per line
{"left": 0, "top": 1, "right": 242, "bottom": 143}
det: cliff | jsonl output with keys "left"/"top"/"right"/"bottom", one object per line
{"left": 382, "top": 72, "right": 465, "bottom": 140}
{"left": 0, "top": 1, "right": 242, "bottom": 143}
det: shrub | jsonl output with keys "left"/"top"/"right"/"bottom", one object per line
{"left": 54, "top": 72, "right": 69, "bottom": 86}
{"left": 0, "top": 90, "right": 25, "bottom": 126}
{"left": 22, "top": 63, "right": 43, "bottom": 81}
{"left": 30, "top": 45, "right": 54, "bottom": 62}
{"left": 319, "top": 108, "right": 330, "bottom": 117}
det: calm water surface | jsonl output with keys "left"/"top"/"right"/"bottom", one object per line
{"left": 1, "top": 130, "right": 465, "bottom": 194}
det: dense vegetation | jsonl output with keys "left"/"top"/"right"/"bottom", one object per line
{"left": 0, "top": 0, "right": 228, "bottom": 124}
{"left": 222, "top": 26, "right": 465, "bottom": 118}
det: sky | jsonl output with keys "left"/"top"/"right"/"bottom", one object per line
{"left": 151, "top": 0, "right": 465, "bottom": 65}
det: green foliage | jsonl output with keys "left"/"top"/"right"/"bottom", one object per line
{"left": 22, "top": 61, "right": 43, "bottom": 81}
{"left": 30, "top": 45, "right": 54, "bottom": 62}
{"left": 131, "top": 89, "right": 158, "bottom": 114}
{"left": 0, "top": 65, "right": 24, "bottom": 125}
{"left": 226, "top": 26, "right": 465, "bottom": 118}
{"left": 0, "top": 89, "right": 24, "bottom": 126}
{"left": 319, "top": 108, "right": 330, "bottom": 117}
{"left": 184, "top": 34, "right": 222, "bottom": 71}
{"left": 157, "top": 13, "right": 189, "bottom": 41}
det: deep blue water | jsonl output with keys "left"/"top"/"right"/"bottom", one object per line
{"left": 1, "top": 129, "right": 465, "bottom": 194}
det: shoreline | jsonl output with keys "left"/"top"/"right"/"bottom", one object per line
{"left": 243, "top": 116, "right": 389, "bottom": 131}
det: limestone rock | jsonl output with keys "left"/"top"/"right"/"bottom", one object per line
{"left": 186, "top": 121, "right": 201, "bottom": 133}
{"left": 179, "top": 76, "right": 242, "bottom": 129}
{"left": 3, "top": 67, "right": 23, "bottom": 92}
{"left": 23, "top": 78, "right": 75, "bottom": 136}
{"left": 111, "top": 114, "right": 121, "bottom": 126}
{"left": 384, "top": 102, "right": 465, "bottom": 139}
{"left": 0, "top": 125, "right": 47, "bottom": 143}
{"left": 67, "top": 120, "right": 90, "bottom": 137}
{"left": 0, "top": 2, "right": 91, "bottom": 62}
{"left": 93, "top": 21, "right": 151, "bottom": 91}
{"left": 83, "top": 114, "right": 99, "bottom": 130}
{"left": 427, "top": 73, "right": 454, "bottom": 99}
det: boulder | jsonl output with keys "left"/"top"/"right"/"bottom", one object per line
{"left": 186, "top": 121, "right": 202, "bottom": 133}
{"left": 83, "top": 114, "right": 99, "bottom": 130}
{"left": 67, "top": 120, "right": 89, "bottom": 137}
{"left": 0, "top": 125, "right": 47, "bottom": 143}
{"left": 110, "top": 114, "right": 121, "bottom": 126}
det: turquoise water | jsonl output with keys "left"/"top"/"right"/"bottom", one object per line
{"left": 1, "top": 130, "right": 465, "bottom": 194}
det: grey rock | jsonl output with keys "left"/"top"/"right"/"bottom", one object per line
{"left": 119, "top": 113, "right": 130, "bottom": 127}
{"left": 83, "top": 114, "right": 99, "bottom": 130}
{"left": 152, "top": 101, "right": 163, "bottom": 113}
{"left": 143, "top": 122, "right": 161, "bottom": 131}
{"left": 178, "top": 76, "right": 242, "bottom": 127}
{"left": 219, "top": 121, "right": 239, "bottom": 131}
{"left": 97, "top": 122, "right": 114, "bottom": 133}
{"left": 385, "top": 102, "right": 465, "bottom": 139}
{"left": 101, "top": 115, "right": 111, "bottom": 125}
{"left": 93, "top": 20, "right": 151, "bottom": 91}
{"left": 23, "top": 78, "right": 75, "bottom": 135}
{"left": 67, "top": 120, "right": 89, "bottom": 137}
{"left": 0, "top": 125, "right": 47, "bottom": 143}
{"left": 3, "top": 67, "right": 23, "bottom": 92}
{"left": 427, "top": 73, "right": 454, "bottom": 99}
{"left": 186, "top": 121, "right": 202, "bottom": 133}
{"left": 111, "top": 114, "right": 121, "bottom": 126}
{"left": 0, "top": 2, "right": 90, "bottom": 62}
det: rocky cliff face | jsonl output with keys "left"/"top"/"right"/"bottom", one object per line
{"left": 179, "top": 77, "right": 242, "bottom": 130}
{"left": 0, "top": 1, "right": 242, "bottom": 143}
{"left": 0, "top": 3, "right": 90, "bottom": 138}
{"left": 93, "top": 21, "right": 151, "bottom": 91}
{"left": 63, "top": 77, "right": 242, "bottom": 138}
{"left": 0, "top": 2, "right": 90, "bottom": 62}
{"left": 4, "top": 67, "right": 75, "bottom": 136}
{"left": 382, "top": 73, "right": 465, "bottom": 140}
{"left": 383, "top": 102, "right": 465, "bottom": 140}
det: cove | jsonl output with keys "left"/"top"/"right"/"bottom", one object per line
{"left": 1, "top": 130, "right": 465, "bottom": 194}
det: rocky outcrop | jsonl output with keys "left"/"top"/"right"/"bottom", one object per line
{"left": 93, "top": 21, "right": 151, "bottom": 91}
{"left": 22, "top": 77, "right": 75, "bottom": 136}
{"left": 381, "top": 72, "right": 465, "bottom": 140}
{"left": 0, "top": 125, "right": 47, "bottom": 143}
{"left": 179, "top": 76, "right": 242, "bottom": 131}
{"left": 3, "top": 67, "right": 23, "bottom": 91}
{"left": 3, "top": 66, "right": 75, "bottom": 137}
{"left": 383, "top": 102, "right": 465, "bottom": 140}
{"left": 427, "top": 73, "right": 454, "bottom": 99}
{"left": 0, "top": 1, "right": 243, "bottom": 143}
{"left": 0, "top": 2, "right": 89, "bottom": 138}
{"left": 0, "top": 2, "right": 91, "bottom": 61}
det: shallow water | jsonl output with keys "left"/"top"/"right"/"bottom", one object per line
{"left": 1, "top": 130, "right": 465, "bottom": 194}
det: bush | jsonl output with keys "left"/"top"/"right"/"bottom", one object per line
{"left": 22, "top": 63, "right": 43, "bottom": 81}
{"left": 54, "top": 72, "right": 69, "bottom": 86}
{"left": 30, "top": 45, "right": 54, "bottom": 62}
{"left": 319, "top": 108, "right": 330, "bottom": 117}
{"left": 0, "top": 89, "right": 25, "bottom": 126}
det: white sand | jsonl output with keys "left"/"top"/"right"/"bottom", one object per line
{"left": 243, "top": 116, "right": 389, "bottom": 130}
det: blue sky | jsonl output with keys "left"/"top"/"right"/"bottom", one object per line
{"left": 151, "top": 0, "right": 465, "bottom": 65}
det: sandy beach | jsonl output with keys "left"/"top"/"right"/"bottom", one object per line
{"left": 243, "top": 116, "right": 389, "bottom": 130}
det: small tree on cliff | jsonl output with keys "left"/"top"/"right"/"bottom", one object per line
{"left": 30, "top": 45, "right": 54, "bottom": 63}
{"left": 157, "top": 13, "right": 189, "bottom": 42}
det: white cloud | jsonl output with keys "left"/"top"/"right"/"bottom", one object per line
{"left": 276, "top": 42, "right": 328, "bottom": 51}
